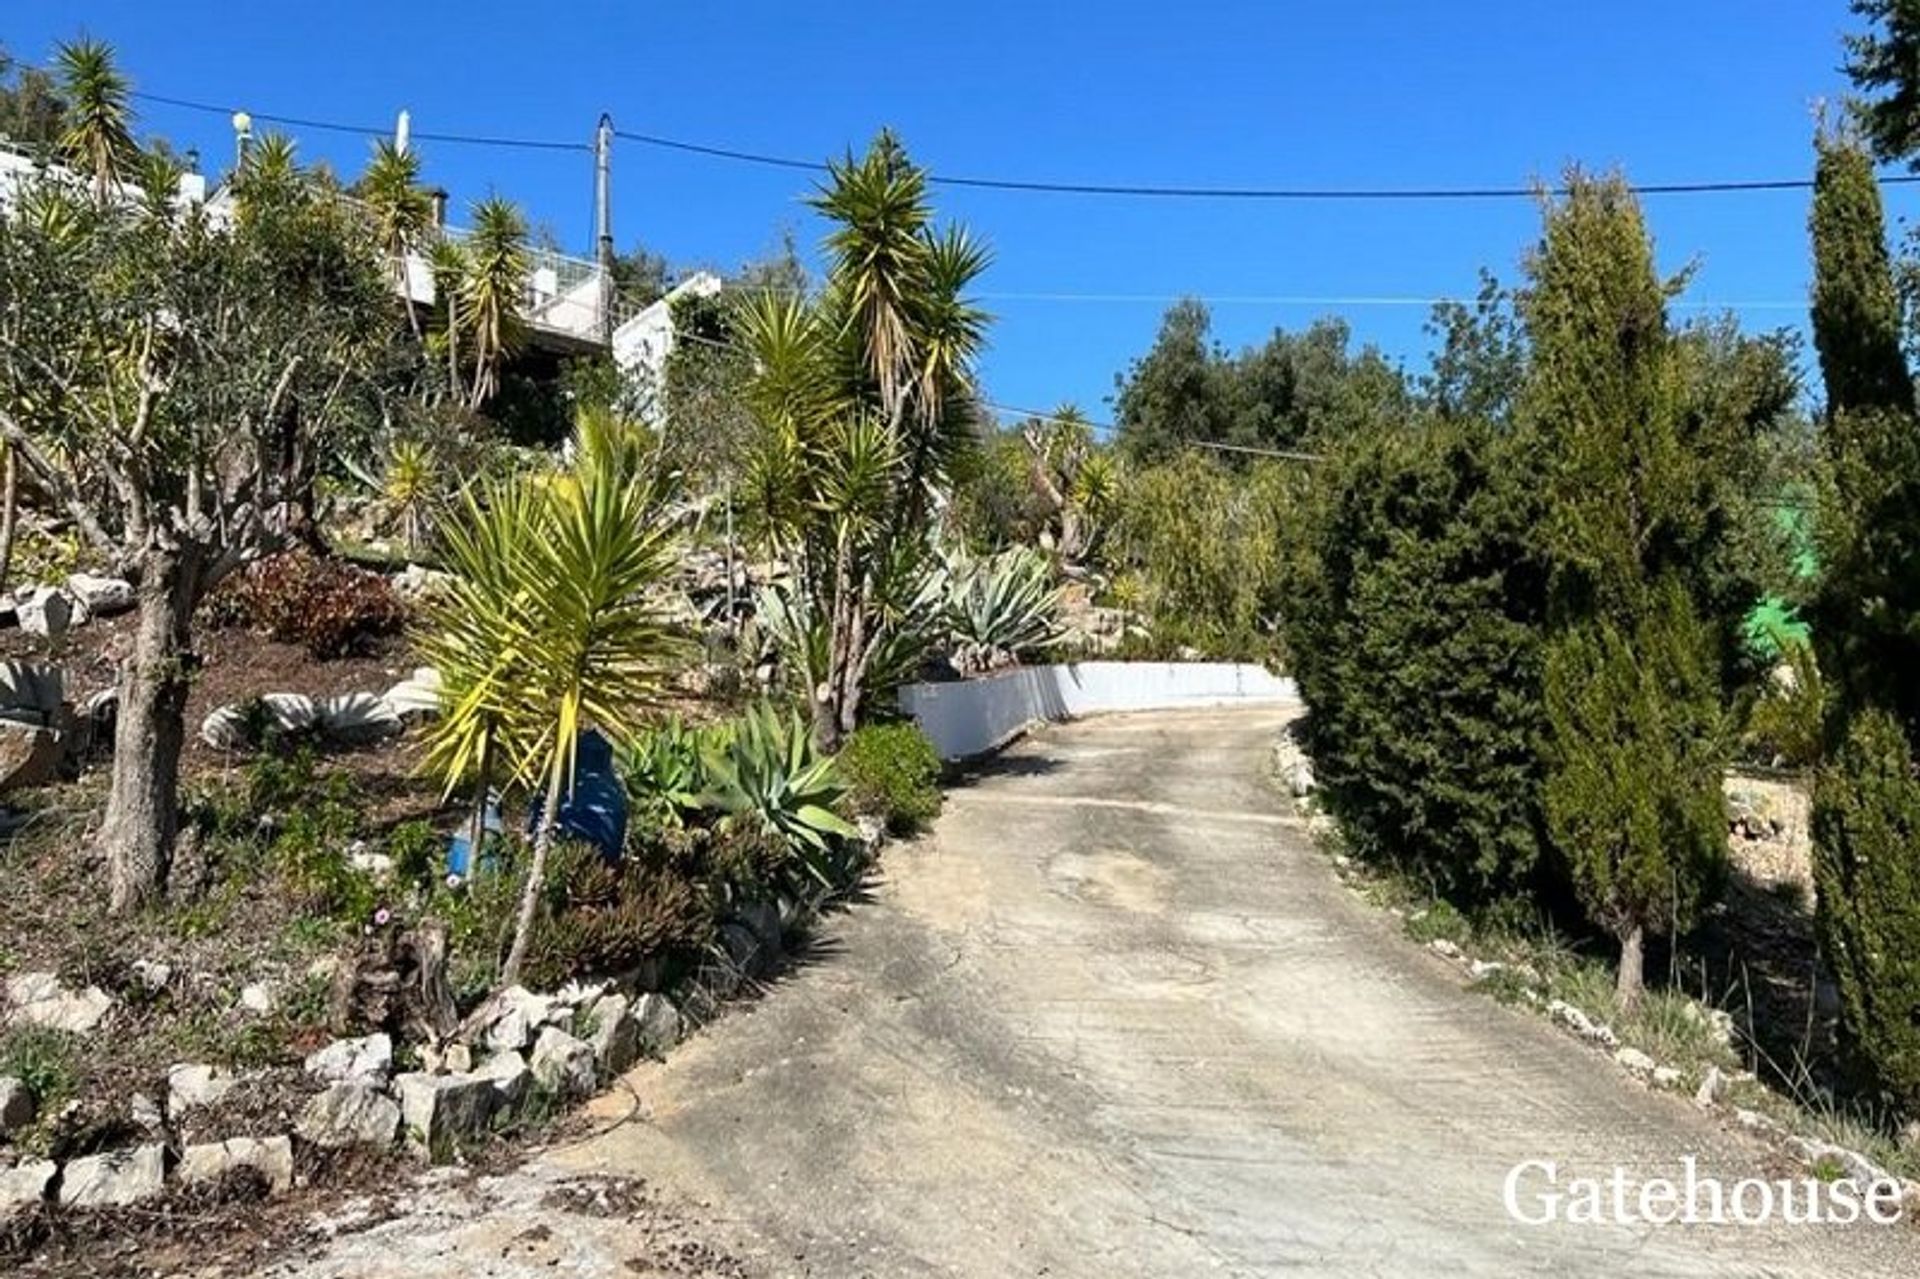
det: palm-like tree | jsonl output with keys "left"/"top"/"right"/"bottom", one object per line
{"left": 459, "top": 196, "right": 528, "bottom": 410}
{"left": 742, "top": 131, "right": 991, "bottom": 749}
{"left": 811, "top": 130, "right": 930, "bottom": 425}
{"left": 426, "top": 237, "right": 469, "bottom": 397}
{"left": 419, "top": 410, "right": 685, "bottom": 988}
{"left": 232, "top": 132, "right": 304, "bottom": 224}
{"left": 54, "top": 38, "right": 137, "bottom": 202}
{"left": 359, "top": 140, "right": 433, "bottom": 339}
{"left": 897, "top": 224, "right": 991, "bottom": 530}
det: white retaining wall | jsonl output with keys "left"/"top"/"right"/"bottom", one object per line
{"left": 897, "top": 662, "right": 1298, "bottom": 760}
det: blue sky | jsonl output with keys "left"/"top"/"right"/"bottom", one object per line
{"left": 7, "top": 2, "right": 1878, "bottom": 421}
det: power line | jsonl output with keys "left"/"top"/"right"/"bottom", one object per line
{"left": 1190, "top": 439, "right": 1322, "bottom": 462}
{"left": 122, "top": 83, "right": 1920, "bottom": 202}
{"left": 130, "top": 89, "right": 591, "bottom": 152}
{"left": 614, "top": 126, "right": 1920, "bottom": 201}
{"left": 973, "top": 290, "right": 1805, "bottom": 310}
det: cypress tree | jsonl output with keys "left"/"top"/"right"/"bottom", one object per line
{"left": 1809, "top": 131, "right": 1912, "bottom": 415}
{"left": 1807, "top": 125, "right": 1920, "bottom": 1114}
{"left": 1522, "top": 172, "right": 1731, "bottom": 1008}
{"left": 1282, "top": 415, "right": 1552, "bottom": 903}
{"left": 1812, "top": 709, "right": 1920, "bottom": 1112}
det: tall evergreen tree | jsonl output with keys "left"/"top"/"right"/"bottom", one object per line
{"left": 1845, "top": 0, "right": 1920, "bottom": 167}
{"left": 1113, "top": 299, "right": 1226, "bottom": 462}
{"left": 1806, "top": 122, "right": 1920, "bottom": 1114}
{"left": 1809, "top": 130, "right": 1912, "bottom": 414}
{"left": 1522, "top": 172, "right": 1731, "bottom": 1007}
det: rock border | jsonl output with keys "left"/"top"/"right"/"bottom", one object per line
{"left": 1272, "top": 729, "right": 1920, "bottom": 1213}
{"left": 0, "top": 823, "right": 888, "bottom": 1226}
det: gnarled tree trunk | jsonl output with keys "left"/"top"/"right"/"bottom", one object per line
{"left": 103, "top": 544, "right": 203, "bottom": 914}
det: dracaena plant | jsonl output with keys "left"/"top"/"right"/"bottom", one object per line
{"left": 735, "top": 130, "right": 991, "bottom": 751}
{"left": 418, "top": 410, "right": 687, "bottom": 988}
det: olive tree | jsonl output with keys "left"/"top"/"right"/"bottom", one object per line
{"left": 0, "top": 153, "right": 397, "bottom": 912}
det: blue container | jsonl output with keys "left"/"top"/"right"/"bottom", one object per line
{"left": 445, "top": 794, "right": 503, "bottom": 878}
{"left": 526, "top": 728, "right": 629, "bottom": 863}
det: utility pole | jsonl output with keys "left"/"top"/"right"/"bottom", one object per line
{"left": 594, "top": 113, "right": 615, "bottom": 344}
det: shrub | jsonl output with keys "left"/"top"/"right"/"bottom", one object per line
{"left": 838, "top": 722, "right": 943, "bottom": 834}
{"left": 1109, "top": 453, "right": 1290, "bottom": 661}
{"left": 1741, "top": 637, "right": 1827, "bottom": 770}
{"left": 1280, "top": 416, "right": 1552, "bottom": 902}
{"left": 521, "top": 841, "right": 714, "bottom": 989}
{"left": 1812, "top": 708, "right": 1920, "bottom": 1113}
{"left": 206, "top": 549, "right": 407, "bottom": 657}
{"left": 0, "top": 1025, "right": 79, "bottom": 1108}
{"left": 387, "top": 819, "right": 440, "bottom": 888}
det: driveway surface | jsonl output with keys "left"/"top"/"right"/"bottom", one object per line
{"left": 277, "top": 708, "right": 1915, "bottom": 1278}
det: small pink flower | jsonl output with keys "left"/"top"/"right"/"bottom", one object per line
{"left": 445, "top": 873, "right": 463, "bottom": 890}
{"left": 373, "top": 907, "right": 392, "bottom": 927}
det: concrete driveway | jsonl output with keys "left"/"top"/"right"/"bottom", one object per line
{"left": 278, "top": 708, "right": 1915, "bottom": 1277}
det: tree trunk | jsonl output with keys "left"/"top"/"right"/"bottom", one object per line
{"left": 1615, "top": 920, "right": 1646, "bottom": 1010}
{"left": 466, "top": 727, "right": 494, "bottom": 870}
{"left": 0, "top": 444, "right": 17, "bottom": 600}
{"left": 500, "top": 748, "right": 568, "bottom": 989}
{"left": 102, "top": 545, "right": 201, "bottom": 914}
{"left": 446, "top": 308, "right": 461, "bottom": 401}
{"left": 809, "top": 693, "right": 840, "bottom": 756}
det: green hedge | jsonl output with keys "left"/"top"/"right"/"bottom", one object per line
{"left": 1281, "top": 417, "right": 1552, "bottom": 901}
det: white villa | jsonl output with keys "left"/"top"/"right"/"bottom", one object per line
{"left": 0, "top": 138, "right": 712, "bottom": 396}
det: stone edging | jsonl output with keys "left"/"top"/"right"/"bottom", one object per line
{"left": 1270, "top": 728, "right": 1920, "bottom": 1211}
{"left": 0, "top": 816, "right": 886, "bottom": 1224}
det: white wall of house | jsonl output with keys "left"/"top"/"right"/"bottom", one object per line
{"left": 612, "top": 270, "right": 723, "bottom": 399}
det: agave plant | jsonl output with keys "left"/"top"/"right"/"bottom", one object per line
{"left": 945, "top": 547, "right": 1064, "bottom": 675}
{"left": 619, "top": 717, "right": 707, "bottom": 829}
{"left": 750, "top": 545, "right": 942, "bottom": 703}
{"left": 700, "top": 700, "right": 859, "bottom": 889}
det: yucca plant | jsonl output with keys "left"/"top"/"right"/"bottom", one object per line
{"left": 700, "top": 700, "right": 859, "bottom": 891}
{"left": 418, "top": 409, "right": 686, "bottom": 988}
{"left": 426, "top": 237, "right": 469, "bottom": 396}
{"left": 460, "top": 196, "right": 529, "bottom": 410}
{"left": 382, "top": 437, "right": 438, "bottom": 555}
{"left": 945, "top": 547, "right": 1064, "bottom": 674}
{"left": 358, "top": 139, "right": 433, "bottom": 340}
{"left": 54, "top": 38, "right": 137, "bottom": 203}
{"left": 735, "top": 131, "right": 990, "bottom": 750}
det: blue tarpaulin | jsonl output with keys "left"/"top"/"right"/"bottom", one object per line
{"left": 446, "top": 728, "right": 630, "bottom": 876}
{"left": 527, "top": 727, "right": 629, "bottom": 862}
